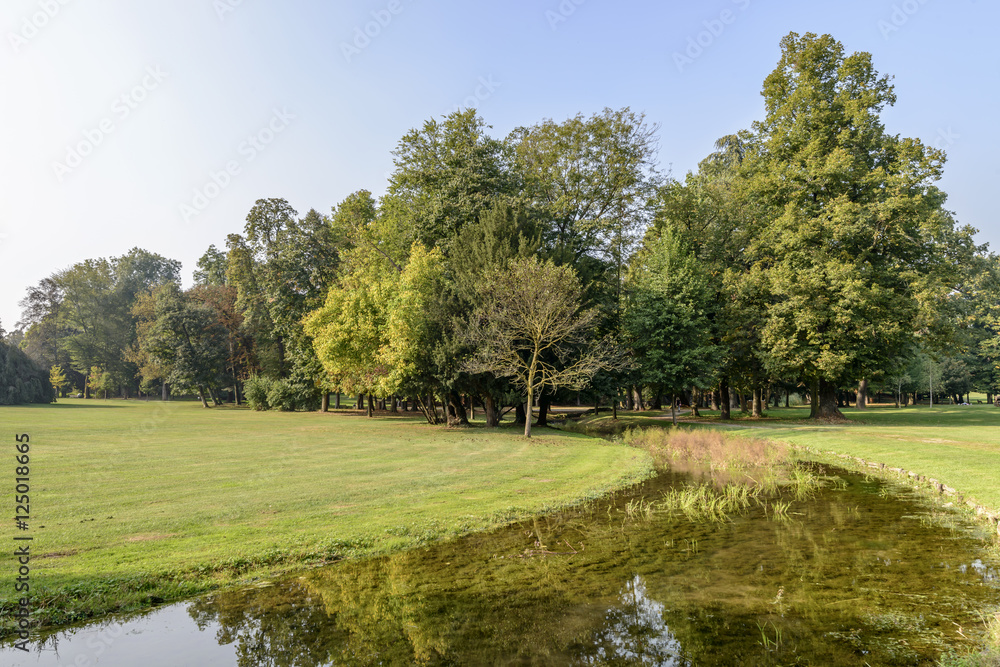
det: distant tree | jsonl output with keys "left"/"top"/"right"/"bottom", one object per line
{"left": 132, "top": 283, "right": 230, "bottom": 408}
{"left": 0, "top": 339, "right": 51, "bottom": 405}
{"left": 193, "top": 244, "right": 229, "bottom": 286}
{"left": 49, "top": 365, "right": 70, "bottom": 400}
{"left": 624, "top": 226, "right": 719, "bottom": 423}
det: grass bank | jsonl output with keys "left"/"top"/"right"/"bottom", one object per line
{"left": 0, "top": 399, "right": 653, "bottom": 634}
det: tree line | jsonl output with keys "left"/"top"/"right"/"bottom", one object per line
{"left": 6, "top": 33, "right": 1000, "bottom": 431}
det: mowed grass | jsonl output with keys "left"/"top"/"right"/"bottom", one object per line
{"left": 1, "top": 399, "right": 653, "bottom": 631}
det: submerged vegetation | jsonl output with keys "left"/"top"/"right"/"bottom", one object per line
{"left": 614, "top": 427, "right": 824, "bottom": 524}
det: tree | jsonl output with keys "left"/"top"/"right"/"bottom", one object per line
{"left": 624, "top": 226, "right": 719, "bottom": 423}
{"left": 511, "top": 107, "right": 660, "bottom": 267}
{"left": 376, "top": 244, "right": 449, "bottom": 424}
{"left": 743, "top": 32, "right": 971, "bottom": 419}
{"left": 464, "top": 257, "right": 618, "bottom": 437}
{"left": 385, "top": 109, "right": 521, "bottom": 254}
{"left": 49, "top": 365, "right": 70, "bottom": 400}
{"left": 132, "top": 283, "right": 230, "bottom": 408}
{"left": 193, "top": 245, "right": 229, "bottom": 287}
{"left": 0, "top": 339, "right": 51, "bottom": 405}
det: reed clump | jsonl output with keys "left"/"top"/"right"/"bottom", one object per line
{"left": 623, "top": 427, "right": 790, "bottom": 472}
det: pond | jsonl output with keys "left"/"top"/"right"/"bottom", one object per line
{"left": 5, "top": 465, "right": 999, "bottom": 666}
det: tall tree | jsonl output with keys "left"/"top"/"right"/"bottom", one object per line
{"left": 744, "top": 32, "right": 973, "bottom": 418}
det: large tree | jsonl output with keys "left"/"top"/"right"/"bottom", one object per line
{"left": 132, "top": 283, "right": 230, "bottom": 408}
{"left": 744, "top": 32, "right": 975, "bottom": 418}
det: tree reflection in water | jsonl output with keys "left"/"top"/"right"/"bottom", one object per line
{"left": 578, "top": 575, "right": 688, "bottom": 666}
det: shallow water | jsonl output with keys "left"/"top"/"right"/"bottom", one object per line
{"left": 5, "top": 466, "right": 999, "bottom": 666}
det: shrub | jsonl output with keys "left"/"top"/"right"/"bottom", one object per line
{"left": 244, "top": 375, "right": 273, "bottom": 411}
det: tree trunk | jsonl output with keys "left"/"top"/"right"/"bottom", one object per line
{"left": 535, "top": 392, "right": 552, "bottom": 428}
{"left": 671, "top": 393, "right": 677, "bottom": 426}
{"left": 335, "top": 392, "right": 341, "bottom": 409}
{"left": 161, "top": 382, "right": 169, "bottom": 402}
{"left": 197, "top": 386, "right": 210, "bottom": 409}
{"left": 785, "top": 390, "right": 790, "bottom": 408}
{"left": 633, "top": 386, "right": 644, "bottom": 412}
{"left": 752, "top": 387, "right": 763, "bottom": 418}
{"left": 448, "top": 391, "right": 469, "bottom": 426}
{"left": 367, "top": 394, "right": 374, "bottom": 418}
{"left": 321, "top": 392, "right": 330, "bottom": 412}
{"left": 857, "top": 378, "right": 868, "bottom": 410}
{"left": 594, "top": 396, "right": 600, "bottom": 417}
{"left": 357, "top": 394, "right": 364, "bottom": 411}
{"left": 690, "top": 387, "right": 701, "bottom": 417}
{"left": 737, "top": 390, "right": 745, "bottom": 413}
{"left": 811, "top": 378, "right": 844, "bottom": 420}
{"left": 524, "top": 389, "right": 533, "bottom": 438}
{"left": 710, "top": 389, "right": 719, "bottom": 412}
{"left": 720, "top": 380, "right": 731, "bottom": 421}
{"left": 483, "top": 393, "right": 500, "bottom": 428}
{"left": 389, "top": 396, "right": 398, "bottom": 413}
{"left": 515, "top": 402, "right": 526, "bottom": 425}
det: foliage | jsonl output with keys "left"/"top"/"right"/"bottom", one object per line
{"left": 131, "top": 283, "right": 230, "bottom": 407}
{"left": 244, "top": 374, "right": 273, "bottom": 411}
{"left": 624, "top": 225, "right": 719, "bottom": 395}
{"left": 0, "top": 338, "right": 52, "bottom": 404}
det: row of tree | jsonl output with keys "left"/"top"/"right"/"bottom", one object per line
{"left": 7, "top": 33, "right": 1000, "bottom": 432}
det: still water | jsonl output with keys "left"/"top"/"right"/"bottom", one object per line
{"left": 5, "top": 466, "right": 999, "bottom": 666}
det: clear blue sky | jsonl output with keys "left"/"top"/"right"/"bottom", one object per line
{"left": 1, "top": 0, "right": 996, "bottom": 329}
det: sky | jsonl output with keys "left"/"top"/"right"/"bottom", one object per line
{"left": 1, "top": 0, "right": 997, "bottom": 329}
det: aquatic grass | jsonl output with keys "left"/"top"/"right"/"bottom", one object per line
{"left": 789, "top": 465, "right": 823, "bottom": 500}
{"left": 757, "top": 619, "right": 783, "bottom": 651}
{"left": 623, "top": 427, "right": 790, "bottom": 472}
{"left": 939, "top": 611, "right": 1000, "bottom": 666}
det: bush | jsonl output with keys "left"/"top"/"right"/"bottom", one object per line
{"left": 266, "top": 379, "right": 297, "bottom": 412}
{"left": 244, "top": 375, "right": 320, "bottom": 412}
{"left": 244, "top": 375, "right": 273, "bottom": 411}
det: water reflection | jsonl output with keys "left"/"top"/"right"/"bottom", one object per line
{"left": 578, "top": 576, "right": 686, "bottom": 666}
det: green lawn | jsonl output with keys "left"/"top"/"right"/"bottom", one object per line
{"left": 1, "top": 399, "right": 653, "bottom": 631}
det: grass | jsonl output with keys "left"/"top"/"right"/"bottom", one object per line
{"left": 939, "top": 611, "right": 1000, "bottom": 666}
{"left": 0, "top": 399, "right": 654, "bottom": 633}
{"left": 737, "top": 405, "right": 1000, "bottom": 511}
